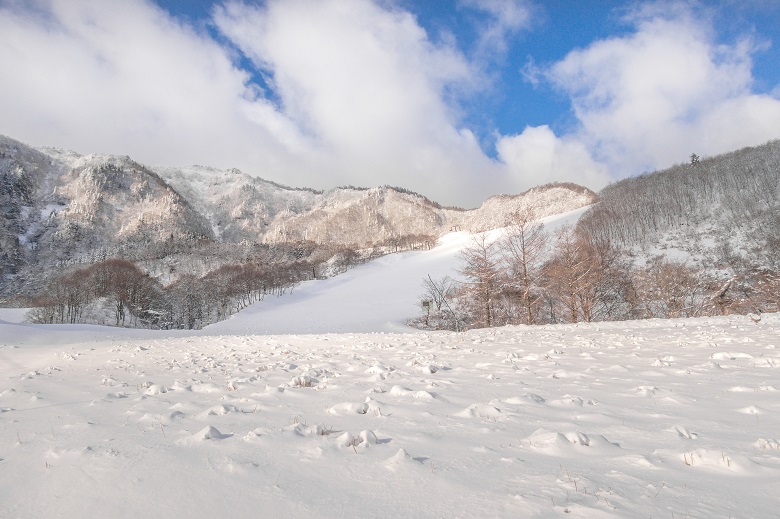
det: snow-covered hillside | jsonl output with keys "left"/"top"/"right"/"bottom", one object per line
{"left": 262, "top": 182, "right": 596, "bottom": 246}
{"left": 1, "top": 133, "right": 595, "bottom": 298}
{"left": 446, "top": 182, "right": 597, "bottom": 233}
{"left": 154, "top": 165, "right": 320, "bottom": 243}
{"left": 578, "top": 139, "right": 780, "bottom": 270}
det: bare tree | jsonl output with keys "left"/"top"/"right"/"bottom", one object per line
{"left": 86, "top": 259, "right": 158, "bottom": 326}
{"left": 540, "top": 226, "right": 620, "bottom": 323}
{"left": 421, "top": 275, "right": 456, "bottom": 312}
{"left": 635, "top": 258, "right": 707, "bottom": 318}
{"left": 499, "top": 209, "right": 548, "bottom": 324}
{"left": 458, "top": 235, "right": 501, "bottom": 328}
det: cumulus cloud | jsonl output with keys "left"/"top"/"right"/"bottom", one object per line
{"left": 1, "top": 0, "right": 777, "bottom": 207}
{"left": 544, "top": 2, "right": 780, "bottom": 174}
{"left": 496, "top": 125, "right": 610, "bottom": 190}
{"left": 0, "top": 0, "right": 309, "bottom": 172}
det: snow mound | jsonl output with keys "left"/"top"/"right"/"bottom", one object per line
{"left": 190, "top": 426, "right": 231, "bottom": 441}
{"left": 328, "top": 402, "right": 369, "bottom": 415}
{"left": 456, "top": 403, "right": 503, "bottom": 420}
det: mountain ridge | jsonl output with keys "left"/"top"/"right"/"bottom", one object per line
{"left": 0, "top": 133, "right": 596, "bottom": 295}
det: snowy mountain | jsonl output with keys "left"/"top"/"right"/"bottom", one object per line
{"left": 154, "top": 164, "right": 320, "bottom": 243}
{"left": 447, "top": 182, "right": 596, "bottom": 233}
{"left": 261, "top": 182, "right": 597, "bottom": 246}
{"left": 0, "top": 134, "right": 595, "bottom": 296}
{"left": 1, "top": 136, "right": 214, "bottom": 294}
{"left": 154, "top": 165, "right": 596, "bottom": 248}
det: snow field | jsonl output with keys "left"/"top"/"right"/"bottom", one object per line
{"left": 2, "top": 314, "right": 780, "bottom": 518}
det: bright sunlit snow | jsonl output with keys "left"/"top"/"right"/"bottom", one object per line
{"left": 1, "top": 206, "right": 779, "bottom": 518}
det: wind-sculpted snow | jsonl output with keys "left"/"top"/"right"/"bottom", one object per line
{"left": 1, "top": 313, "right": 779, "bottom": 518}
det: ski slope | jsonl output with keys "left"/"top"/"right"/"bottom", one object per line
{"left": 207, "top": 230, "right": 466, "bottom": 334}
{"left": 207, "top": 207, "right": 586, "bottom": 335}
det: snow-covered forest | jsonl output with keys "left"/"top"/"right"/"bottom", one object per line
{"left": 411, "top": 142, "right": 780, "bottom": 331}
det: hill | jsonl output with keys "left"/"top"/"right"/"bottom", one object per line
{"left": 578, "top": 140, "right": 780, "bottom": 269}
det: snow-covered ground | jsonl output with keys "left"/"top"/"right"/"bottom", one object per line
{"left": 1, "top": 207, "right": 779, "bottom": 518}
{"left": 2, "top": 314, "right": 779, "bottom": 518}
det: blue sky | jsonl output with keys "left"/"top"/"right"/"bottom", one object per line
{"left": 1, "top": 0, "right": 779, "bottom": 207}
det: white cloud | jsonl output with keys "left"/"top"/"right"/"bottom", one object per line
{"left": 0, "top": 0, "right": 309, "bottom": 171}
{"left": 496, "top": 125, "right": 610, "bottom": 190}
{"left": 213, "top": 0, "right": 495, "bottom": 199}
{"left": 544, "top": 3, "right": 780, "bottom": 173}
{"left": 5, "top": 1, "right": 774, "bottom": 209}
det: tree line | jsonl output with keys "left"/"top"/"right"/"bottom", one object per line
{"left": 24, "top": 233, "right": 437, "bottom": 329}
{"left": 25, "top": 257, "right": 315, "bottom": 329}
{"left": 415, "top": 208, "right": 779, "bottom": 331}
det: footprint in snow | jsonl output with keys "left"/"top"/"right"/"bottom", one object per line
{"left": 673, "top": 425, "right": 699, "bottom": 439}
